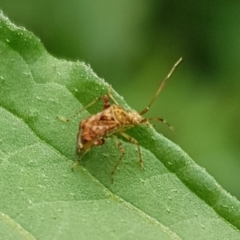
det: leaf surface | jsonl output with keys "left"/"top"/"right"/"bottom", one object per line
{"left": 0, "top": 12, "right": 240, "bottom": 240}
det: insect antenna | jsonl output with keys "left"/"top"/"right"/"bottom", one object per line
{"left": 139, "top": 58, "right": 182, "bottom": 116}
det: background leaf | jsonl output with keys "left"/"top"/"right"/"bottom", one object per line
{"left": 1, "top": 0, "right": 240, "bottom": 202}
{"left": 0, "top": 11, "right": 240, "bottom": 240}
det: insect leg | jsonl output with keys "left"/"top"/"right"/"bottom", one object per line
{"left": 119, "top": 132, "right": 143, "bottom": 169}
{"left": 71, "top": 150, "right": 89, "bottom": 171}
{"left": 107, "top": 86, "right": 119, "bottom": 105}
{"left": 103, "top": 94, "right": 111, "bottom": 109}
{"left": 111, "top": 135, "right": 125, "bottom": 182}
{"left": 147, "top": 117, "right": 175, "bottom": 132}
{"left": 58, "top": 95, "right": 105, "bottom": 123}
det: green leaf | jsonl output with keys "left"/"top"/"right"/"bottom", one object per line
{"left": 0, "top": 11, "right": 240, "bottom": 240}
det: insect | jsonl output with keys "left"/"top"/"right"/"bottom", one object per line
{"left": 61, "top": 58, "right": 182, "bottom": 181}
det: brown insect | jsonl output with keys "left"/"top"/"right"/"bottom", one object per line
{"left": 62, "top": 58, "right": 182, "bottom": 180}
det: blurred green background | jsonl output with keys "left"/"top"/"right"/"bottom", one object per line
{"left": 1, "top": 1, "right": 239, "bottom": 199}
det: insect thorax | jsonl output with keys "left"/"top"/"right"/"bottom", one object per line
{"left": 112, "top": 105, "right": 143, "bottom": 126}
